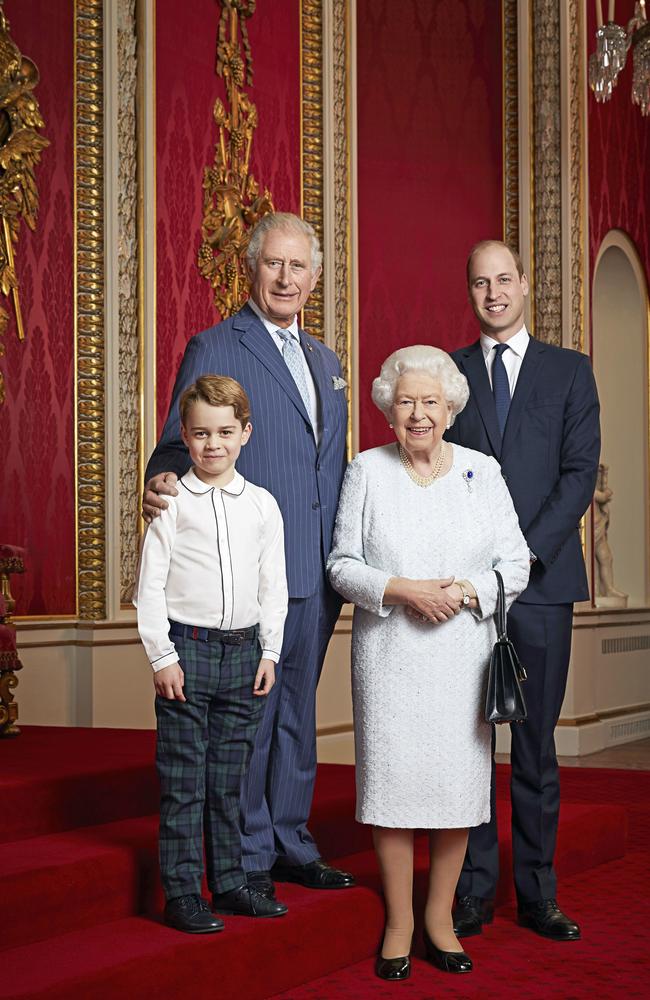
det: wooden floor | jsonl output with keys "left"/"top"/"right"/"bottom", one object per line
{"left": 496, "top": 737, "right": 650, "bottom": 771}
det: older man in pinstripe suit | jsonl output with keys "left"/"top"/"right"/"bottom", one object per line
{"left": 143, "top": 213, "right": 354, "bottom": 908}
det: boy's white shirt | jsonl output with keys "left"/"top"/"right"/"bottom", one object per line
{"left": 134, "top": 467, "right": 288, "bottom": 671}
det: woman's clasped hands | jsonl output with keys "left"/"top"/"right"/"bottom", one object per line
{"left": 384, "top": 576, "right": 464, "bottom": 623}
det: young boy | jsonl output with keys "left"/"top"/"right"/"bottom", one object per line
{"left": 135, "top": 375, "right": 289, "bottom": 932}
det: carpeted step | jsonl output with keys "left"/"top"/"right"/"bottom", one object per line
{"left": 0, "top": 727, "right": 369, "bottom": 850}
{"left": 0, "top": 848, "right": 386, "bottom": 1000}
{"left": 0, "top": 800, "right": 626, "bottom": 953}
{"left": 0, "top": 727, "right": 159, "bottom": 843}
{"left": 271, "top": 843, "right": 650, "bottom": 999}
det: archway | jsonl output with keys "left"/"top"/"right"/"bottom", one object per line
{"left": 592, "top": 230, "right": 649, "bottom": 607}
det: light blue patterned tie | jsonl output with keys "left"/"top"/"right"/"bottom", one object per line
{"left": 492, "top": 343, "right": 511, "bottom": 437}
{"left": 276, "top": 329, "right": 311, "bottom": 414}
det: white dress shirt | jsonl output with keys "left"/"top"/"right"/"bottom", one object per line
{"left": 247, "top": 297, "right": 321, "bottom": 443}
{"left": 134, "top": 468, "right": 288, "bottom": 671}
{"left": 480, "top": 325, "right": 530, "bottom": 395}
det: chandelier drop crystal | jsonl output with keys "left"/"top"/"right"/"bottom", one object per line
{"left": 631, "top": 22, "right": 650, "bottom": 114}
{"left": 588, "top": 0, "right": 650, "bottom": 115}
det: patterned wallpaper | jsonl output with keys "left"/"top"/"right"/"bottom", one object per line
{"left": 155, "top": 0, "right": 301, "bottom": 434}
{"left": 587, "top": 4, "right": 650, "bottom": 288}
{"left": 356, "top": 0, "right": 504, "bottom": 450}
{"left": 0, "top": 1, "right": 75, "bottom": 615}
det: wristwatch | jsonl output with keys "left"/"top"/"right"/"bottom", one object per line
{"left": 457, "top": 580, "right": 471, "bottom": 607}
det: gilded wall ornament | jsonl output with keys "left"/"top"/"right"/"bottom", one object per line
{"left": 0, "top": 2, "right": 49, "bottom": 404}
{"left": 197, "top": 0, "right": 274, "bottom": 318}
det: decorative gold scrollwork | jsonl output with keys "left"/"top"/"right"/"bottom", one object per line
{"left": 197, "top": 0, "right": 274, "bottom": 318}
{"left": 0, "top": 2, "right": 49, "bottom": 404}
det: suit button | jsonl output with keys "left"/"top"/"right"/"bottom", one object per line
{"left": 312, "top": 502, "right": 320, "bottom": 510}
{"left": 316, "top": 463, "right": 321, "bottom": 471}
{"left": 502, "top": 472, "right": 508, "bottom": 482}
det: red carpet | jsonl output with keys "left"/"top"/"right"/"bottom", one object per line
{"left": 0, "top": 727, "right": 645, "bottom": 1000}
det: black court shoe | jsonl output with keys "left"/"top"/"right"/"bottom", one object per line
{"left": 423, "top": 929, "right": 473, "bottom": 973}
{"left": 375, "top": 955, "right": 411, "bottom": 981}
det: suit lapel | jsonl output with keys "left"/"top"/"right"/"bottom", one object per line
{"left": 501, "top": 338, "right": 546, "bottom": 454}
{"left": 299, "top": 328, "right": 331, "bottom": 446}
{"left": 235, "top": 305, "right": 311, "bottom": 424}
{"left": 460, "top": 341, "right": 502, "bottom": 457}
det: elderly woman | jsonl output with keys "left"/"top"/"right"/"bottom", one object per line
{"left": 327, "top": 346, "right": 529, "bottom": 981}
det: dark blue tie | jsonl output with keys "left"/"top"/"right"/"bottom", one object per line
{"left": 492, "top": 343, "right": 511, "bottom": 436}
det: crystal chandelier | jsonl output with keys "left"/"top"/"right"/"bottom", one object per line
{"left": 588, "top": 0, "right": 650, "bottom": 115}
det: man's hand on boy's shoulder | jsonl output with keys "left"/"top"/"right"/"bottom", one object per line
{"left": 254, "top": 659, "right": 275, "bottom": 697}
{"left": 153, "top": 662, "right": 186, "bottom": 701}
{"left": 142, "top": 472, "right": 179, "bottom": 524}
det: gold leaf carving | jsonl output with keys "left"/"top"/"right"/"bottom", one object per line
{"left": 198, "top": 1, "right": 274, "bottom": 318}
{"left": 0, "top": 2, "right": 49, "bottom": 389}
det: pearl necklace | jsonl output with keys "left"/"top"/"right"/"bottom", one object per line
{"left": 399, "top": 441, "right": 446, "bottom": 488}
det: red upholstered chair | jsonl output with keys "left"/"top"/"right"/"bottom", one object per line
{"left": 0, "top": 544, "right": 26, "bottom": 738}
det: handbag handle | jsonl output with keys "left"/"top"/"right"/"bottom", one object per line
{"left": 494, "top": 569, "right": 507, "bottom": 640}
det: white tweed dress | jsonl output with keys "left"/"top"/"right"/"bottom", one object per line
{"left": 327, "top": 443, "right": 529, "bottom": 829}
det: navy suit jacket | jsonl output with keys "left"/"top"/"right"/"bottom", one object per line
{"left": 445, "top": 338, "right": 600, "bottom": 604}
{"left": 146, "top": 304, "right": 348, "bottom": 599}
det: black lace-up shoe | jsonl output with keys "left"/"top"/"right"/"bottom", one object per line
{"left": 452, "top": 895, "right": 494, "bottom": 938}
{"left": 272, "top": 858, "right": 355, "bottom": 889}
{"left": 164, "top": 894, "right": 224, "bottom": 934}
{"left": 517, "top": 899, "right": 581, "bottom": 940}
{"left": 246, "top": 870, "right": 275, "bottom": 899}
{"left": 212, "top": 883, "right": 288, "bottom": 917}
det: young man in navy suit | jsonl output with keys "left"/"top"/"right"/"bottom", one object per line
{"left": 143, "top": 213, "right": 354, "bottom": 912}
{"left": 446, "top": 240, "right": 600, "bottom": 942}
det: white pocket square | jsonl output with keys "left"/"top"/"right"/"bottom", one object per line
{"left": 332, "top": 375, "right": 347, "bottom": 390}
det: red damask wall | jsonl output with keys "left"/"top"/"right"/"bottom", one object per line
{"left": 155, "top": 0, "right": 301, "bottom": 433}
{"left": 0, "top": 1, "right": 75, "bottom": 616}
{"left": 356, "top": 0, "right": 504, "bottom": 450}
{"left": 587, "top": 3, "right": 650, "bottom": 287}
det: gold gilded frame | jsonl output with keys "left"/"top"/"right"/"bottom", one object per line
{"left": 301, "top": 0, "right": 354, "bottom": 454}
{"left": 74, "top": 0, "right": 105, "bottom": 620}
{"left": 502, "top": 0, "right": 519, "bottom": 249}
{"left": 300, "top": 0, "right": 324, "bottom": 341}
{"left": 71, "top": 1, "right": 346, "bottom": 622}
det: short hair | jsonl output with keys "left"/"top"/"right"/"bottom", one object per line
{"left": 246, "top": 212, "right": 323, "bottom": 273}
{"left": 466, "top": 240, "right": 525, "bottom": 284}
{"left": 371, "top": 345, "right": 469, "bottom": 426}
{"left": 179, "top": 375, "right": 251, "bottom": 429}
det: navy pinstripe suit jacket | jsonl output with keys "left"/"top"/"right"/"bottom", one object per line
{"left": 146, "top": 304, "right": 348, "bottom": 599}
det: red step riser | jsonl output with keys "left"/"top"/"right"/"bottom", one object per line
{"left": 0, "top": 803, "right": 626, "bottom": 953}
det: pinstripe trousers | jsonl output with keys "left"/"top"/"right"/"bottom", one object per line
{"left": 240, "top": 578, "right": 341, "bottom": 871}
{"left": 156, "top": 630, "right": 265, "bottom": 899}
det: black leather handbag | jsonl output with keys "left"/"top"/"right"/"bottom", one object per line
{"left": 485, "top": 570, "right": 527, "bottom": 724}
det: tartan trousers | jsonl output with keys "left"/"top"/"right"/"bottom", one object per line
{"left": 155, "top": 626, "right": 265, "bottom": 899}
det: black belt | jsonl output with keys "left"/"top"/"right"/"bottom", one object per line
{"left": 169, "top": 621, "right": 259, "bottom": 646}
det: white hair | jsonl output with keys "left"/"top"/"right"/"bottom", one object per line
{"left": 246, "top": 212, "right": 323, "bottom": 273}
{"left": 371, "top": 345, "right": 469, "bottom": 425}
